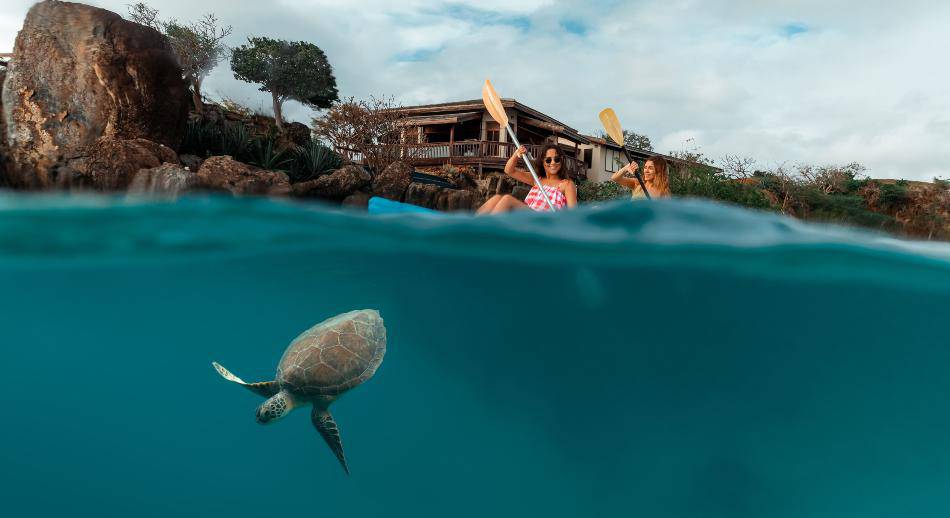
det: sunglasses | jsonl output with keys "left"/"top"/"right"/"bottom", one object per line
{"left": 544, "top": 156, "right": 562, "bottom": 164}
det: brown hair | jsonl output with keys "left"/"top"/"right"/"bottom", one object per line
{"left": 533, "top": 141, "right": 566, "bottom": 179}
{"left": 633, "top": 156, "right": 671, "bottom": 197}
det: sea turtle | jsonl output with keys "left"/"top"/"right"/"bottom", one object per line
{"left": 212, "top": 309, "right": 386, "bottom": 474}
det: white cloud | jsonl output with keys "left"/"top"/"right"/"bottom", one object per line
{"left": 2, "top": 0, "right": 948, "bottom": 180}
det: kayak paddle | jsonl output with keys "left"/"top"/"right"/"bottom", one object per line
{"left": 598, "top": 108, "right": 651, "bottom": 199}
{"left": 482, "top": 80, "right": 556, "bottom": 211}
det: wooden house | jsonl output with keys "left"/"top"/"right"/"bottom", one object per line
{"left": 392, "top": 99, "right": 591, "bottom": 179}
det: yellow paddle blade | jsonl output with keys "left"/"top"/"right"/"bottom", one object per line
{"left": 599, "top": 108, "right": 625, "bottom": 147}
{"left": 482, "top": 79, "right": 509, "bottom": 126}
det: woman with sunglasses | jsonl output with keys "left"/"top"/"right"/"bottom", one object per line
{"left": 476, "top": 141, "right": 578, "bottom": 215}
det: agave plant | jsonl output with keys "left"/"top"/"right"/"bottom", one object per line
{"left": 220, "top": 123, "right": 251, "bottom": 159}
{"left": 248, "top": 137, "right": 293, "bottom": 171}
{"left": 180, "top": 120, "right": 222, "bottom": 157}
{"left": 289, "top": 140, "right": 342, "bottom": 182}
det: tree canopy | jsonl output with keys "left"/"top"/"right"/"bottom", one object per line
{"left": 231, "top": 37, "right": 339, "bottom": 129}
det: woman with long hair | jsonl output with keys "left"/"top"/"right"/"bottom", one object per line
{"left": 476, "top": 141, "right": 578, "bottom": 215}
{"left": 611, "top": 156, "right": 672, "bottom": 199}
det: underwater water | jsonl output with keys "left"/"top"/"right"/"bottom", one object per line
{"left": 1, "top": 194, "right": 949, "bottom": 518}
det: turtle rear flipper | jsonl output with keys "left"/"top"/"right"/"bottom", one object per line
{"left": 212, "top": 362, "right": 280, "bottom": 398}
{"left": 312, "top": 407, "right": 349, "bottom": 475}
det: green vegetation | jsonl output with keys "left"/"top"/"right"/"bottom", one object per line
{"left": 180, "top": 119, "right": 342, "bottom": 183}
{"left": 579, "top": 141, "right": 948, "bottom": 240}
{"left": 292, "top": 140, "right": 343, "bottom": 183}
{"left": 231, "top": 37, "right": 339, "bottom": 131}
{"left": 598, "top": 129, "right": 653, "bottom": 152}
{"left": 670, "top": 153, "right": 947, "bottom": 240}
{"left": 577, "top": 180, "right": 630, "bottom": 202}
{"left": 669, "top": 164, "right": 773, "bottom": 210}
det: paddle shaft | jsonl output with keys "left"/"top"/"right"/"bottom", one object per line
{"left": 505, "top": 126, "right": 557, "bottom": 210}
{"left": 620, "top": 148, "right": 651, "bottom": 200}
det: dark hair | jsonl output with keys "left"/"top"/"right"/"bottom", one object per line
{"left": 533, "top": 141, "right": 565, "bottom": 178}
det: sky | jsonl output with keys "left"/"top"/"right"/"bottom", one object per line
{"left": 2, "top": 0, "right": 948, "bottom": 180}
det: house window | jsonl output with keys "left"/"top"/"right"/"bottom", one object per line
{"left": 605, "top": 149, "right": 620, "bottom": 172}
{"left": 486, "top": 122, "right": 500, "bottom": 142}
{"left": 583, "top": 149, "right": 592, "bottom": 169}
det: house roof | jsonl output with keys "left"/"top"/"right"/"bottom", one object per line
{"left": 398, "top": 111, "right": 482, "bottom": 127}
{"left": 395, "top": 98, "right": 590, "bottom": 144}
{"left": 580, "top": 133, "right": 719, "bottom": 170}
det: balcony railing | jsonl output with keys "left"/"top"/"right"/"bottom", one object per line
{"left": 338, "top": 140, "right": 586, "bottom": 176}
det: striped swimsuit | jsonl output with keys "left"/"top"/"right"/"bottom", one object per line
{"left": 524, "top": 183, "right": 567, "bottom": 212}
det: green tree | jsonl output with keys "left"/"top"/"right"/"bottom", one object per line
{"left": 231, "top": 37, "right": 339, "bottom": 131}
{"left": 599, "top": 129, "right": 653, "bottom": 151}
{"left": 127, "top": 3, "right": 232, "bottom": 113}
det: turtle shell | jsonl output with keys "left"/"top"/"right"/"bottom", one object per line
{"left": 277, "top": 309, "right": 386, "bottom": 397}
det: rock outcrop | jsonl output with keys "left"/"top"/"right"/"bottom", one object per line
{"left": 53, "top": 138, "right": 178, "bottom": 190}
{"left": 1, "top": 0, "right": 188, "bottom": 188}
{"left": 196, "top": 156, "right": 291, "bottom": 196}
{"left": 129, "top": 163, "right": 197, "bottom": 196}
{"left": 291, "top": 164, "right": 371, "bottom": 199}
{"left": 342, "top": 191, "right": 371, "bottom": 209}
{"left": 372, "top": 161, "right": 412, "bottom": 201}
{"left": 404, "top": 183, "right": 475, "bottom": 211}
{"left": 0, "top": 67, "right": 7, "bottom": 186}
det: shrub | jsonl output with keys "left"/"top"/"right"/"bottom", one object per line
{"left": 313, "top": 96, "right": 420, "bottom": 174}
{"left": 289, "top": 141, "right": 342, "bottom": 182}
{"left": 180, "top": 120, "right": 221, "bottom": 157}
{"left": 670, "top": 166, "right": 773, "bottom": 209}
{"left": 577, "top": 180, "right": 630, "bottom": 203}
{"left": 220, "top": 123, "right": 252, "bottom": 159}
{"left": 247, "top": 137, "right": 293, "bottom": 171}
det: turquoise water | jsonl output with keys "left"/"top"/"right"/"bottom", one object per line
{"left": 1, "top": 193, "right": 949, "bottom": 518}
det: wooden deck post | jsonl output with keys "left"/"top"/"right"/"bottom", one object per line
{"left": 448, "top": 125, "right": 455, "bottom": 164}
{"left": 574, "top": 140, "right": 579, "bottom": 176}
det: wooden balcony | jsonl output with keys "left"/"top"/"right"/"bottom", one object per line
{"left": 339, "top": 140, "right": 587, "bottom": 177}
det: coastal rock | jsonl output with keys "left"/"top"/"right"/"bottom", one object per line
{"left": 1, "top": 0, "right": 188, "bottom": 188}
{"left": 292, "top": 164, "right": 371, "bottom": 199}
{"left": 404, "top": 183, "right": 474, "bottom": 211}
{"left": 372, "top": 161, "right": 412, "bottom": 201}
{"left": 179, "top": 154, "right": 203, "bottom": 172}
{"left": 0, "top": 68, "right": 7, "bottom": 186}
{"left": 484, "top": 172, "right": 520, "bottom": 196}
{"left": 129, "top": 163, "right": 198, "bottom": 196}
{"left": 196, "top": 156, "right": 291, "bottom": 196}
{"left": 342, "top": 191, "right": 371, "bottom": 209}
{"left": 53, "top": 138, "right": 178, "bottom": 190}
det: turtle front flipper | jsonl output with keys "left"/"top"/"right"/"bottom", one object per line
{"left": 212, "top": 362, "right": 280, "bottom": 398}
{"left": 311, "top": 407, "right": 349, "bottom": 475}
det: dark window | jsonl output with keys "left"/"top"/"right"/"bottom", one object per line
{"left": 486, "top": 122, "right": 500, "bottom": 142}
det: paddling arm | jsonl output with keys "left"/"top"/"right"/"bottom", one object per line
{"left": 611, "top": 165, "right": 641, "bottom": 189}
{"left": 505, "top": 147, "right": 536, "bottom": 185}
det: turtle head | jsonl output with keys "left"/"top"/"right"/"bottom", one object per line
{"left": 256, "top": 391, "right": 296, "bottom": 425}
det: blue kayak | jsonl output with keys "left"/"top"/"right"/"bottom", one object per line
{"left": 368, "top": 197, "right": 441, "bottom": 215}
